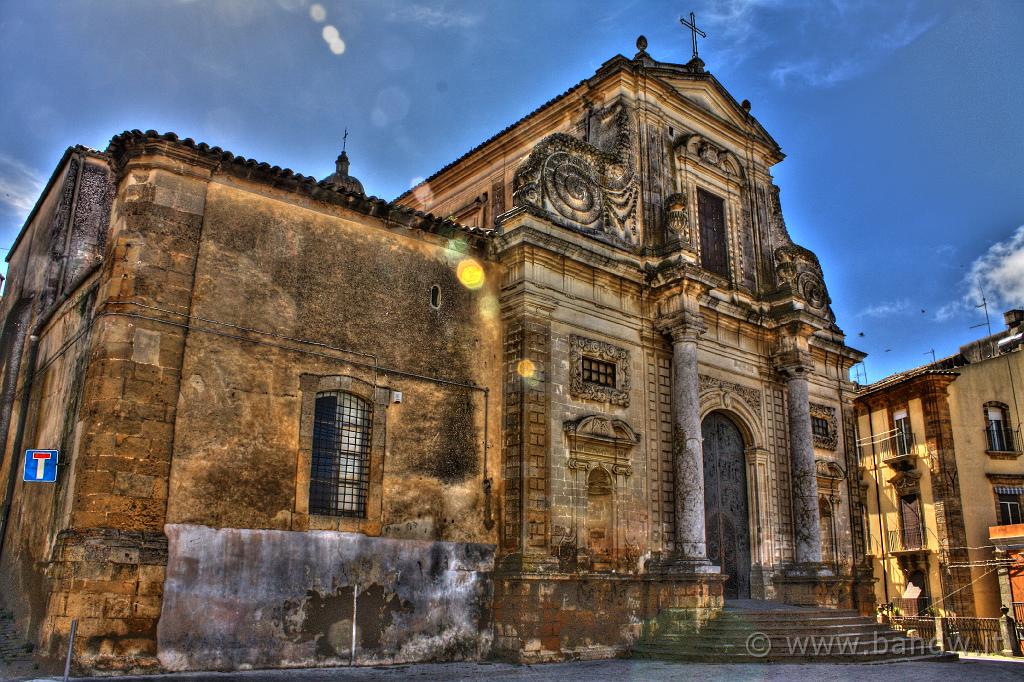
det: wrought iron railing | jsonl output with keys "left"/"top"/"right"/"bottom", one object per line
{"left": 944, "top": 617, "right": 1003, "bottom": 654}
{"left": 888, "top": 527, "right": 925, "bottom": 552}
{"left": 1014, "top": 602, "right": 1024, "bottom": 640}
{"left": 985, "top": 425, "right": 1021, "bottom": 453}
{"left": 879, "top": 432, "right": 917, "bottom": 462}
{"left": 889, "top": 615, "right": 936, "bottom": 641}
{"left": 892, "top": 596, "right": 931, "bottom": 617}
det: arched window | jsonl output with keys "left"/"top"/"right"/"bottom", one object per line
{"left": 309, "top": 391, "right": 371, "bottom": 517}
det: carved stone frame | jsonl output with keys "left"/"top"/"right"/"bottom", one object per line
{"left": 810, "top": 402, "right": 839, "bottom": 450}
{"left": 569, "top": 334, "right": 630, "bottom": 407}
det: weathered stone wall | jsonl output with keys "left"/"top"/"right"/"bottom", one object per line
{"left": 0, "top": 151, "right": 119, "bottom": 667}
{"left": 158, "top": 524, "right": 494, "bottom": 670}
{"left": 42, "top": 161, "right": 209, "bottom": 671}
{"left": 492, "top": 573, "right": 722, "bottom": 662}
{"left": 165, "top": 179, "right": 501, "bottom": 545}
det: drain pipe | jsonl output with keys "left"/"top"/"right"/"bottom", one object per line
{"left": 350, "top": 584, "right": 358, "bottom": 666}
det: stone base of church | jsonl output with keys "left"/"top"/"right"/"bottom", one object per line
{"left": 772, "top": 567, "right": 854, "bottom": 609}
{"left": 491, "top": 571, "right": 725, "bottom": 662}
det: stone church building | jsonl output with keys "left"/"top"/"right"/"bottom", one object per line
{"left": 0, "top": 38, "right": 868, "bottom": 672}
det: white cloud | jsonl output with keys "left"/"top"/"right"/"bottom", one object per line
{"left": 386, "top": 3, "right": 480, "bottom": 29}
{"left": 858, "top": 298, "right": 910, "bottom": 318}
{"left": 0, "top": 153, "right": 44, "bottom": 217}
{"left": 968, "top": 225, "right": 1024, "bottom": 310}
{"left": 936, "top": 225, "right": 1024, "bottom": 321}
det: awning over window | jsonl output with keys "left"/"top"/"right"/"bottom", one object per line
{"left": 995, "top": 486, "right": 1024, "bottom": 495}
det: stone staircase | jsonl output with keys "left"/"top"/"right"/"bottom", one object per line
{"left": 634, "top": 601, "right": 958, "bottom": 663}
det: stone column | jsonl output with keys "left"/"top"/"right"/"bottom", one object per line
{"left": 658, "top": 311, "right": 716, "bottom": 572}
{"left": 776, "top": 349, "right": 824, "bottom": 568}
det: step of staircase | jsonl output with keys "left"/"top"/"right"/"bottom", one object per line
{"left": 633, "top": 602, "right": 959, "bottom": 664}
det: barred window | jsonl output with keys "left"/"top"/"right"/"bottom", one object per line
{"left": 582, "top": 356, "right": 616, "bottom": 388}
{"left": 812, "top": 416, "right": 831, "bottom": 439}
{"left": 309, "top": 391, "right": 371, "bottom": 517}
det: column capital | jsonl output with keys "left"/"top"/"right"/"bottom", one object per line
{"left": 655, "top": 310, "right": 707, "bottom": 344}
{"left": 774, "top": 348, "right": 813, "bottom": 379}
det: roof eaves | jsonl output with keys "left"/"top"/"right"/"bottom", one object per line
{"left": 104, "top": 130, "right": 494, "bottom": 244}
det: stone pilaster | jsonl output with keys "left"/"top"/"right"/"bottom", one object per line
{"left": 775, "top": 343, "right": 824, "bottom": 570}
{"left": 652, "top": 310, "right": 716, "bottom": 573}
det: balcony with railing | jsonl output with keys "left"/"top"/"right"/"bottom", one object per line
{"left": 888, "top": 527, "right": 927, "bottom": 554}
{"left": 985, "top": 424, "right": 1021, "bottom": 455}
{"left": 878, "top": 430, "right": 918, "bottom": 468}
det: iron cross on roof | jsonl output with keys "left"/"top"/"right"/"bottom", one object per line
{"left": 679, "top": 11, "right": 706, "bottom": 60}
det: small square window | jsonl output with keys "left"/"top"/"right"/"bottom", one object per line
{"left": 812, "top": 416, "right": 831, "bottom": 439}
{"left": 581, "top": 356, "right": 616, "bottom": 388}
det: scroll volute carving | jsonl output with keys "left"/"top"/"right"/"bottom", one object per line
{"left": 512, "top": 100, "right": 639, "bottom": 250}
{"left": 775, "top": 243, "right": 834, "bottom": 321}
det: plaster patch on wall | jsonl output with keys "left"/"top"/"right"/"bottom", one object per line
{"left": 157, "top": 524, "right": 495, "bottom": 671}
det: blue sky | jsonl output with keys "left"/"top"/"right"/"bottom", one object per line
{"left": 1, "top": 0, "right": 1022, "bottom": 382}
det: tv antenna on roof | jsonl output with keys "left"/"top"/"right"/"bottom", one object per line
{"left": 970, "top": 284, "right": 993, "bottom": 337}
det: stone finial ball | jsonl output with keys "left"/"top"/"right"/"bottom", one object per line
{"left": 636, "top": 35, "right": 648, "bottom": 52}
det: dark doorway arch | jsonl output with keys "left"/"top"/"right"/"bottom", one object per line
{"left": 702, "top": 411, "right": 752, "bottom": 599}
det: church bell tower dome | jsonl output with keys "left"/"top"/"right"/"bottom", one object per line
{"left": 323, "top": 148, "right": 364, "bottom": 195}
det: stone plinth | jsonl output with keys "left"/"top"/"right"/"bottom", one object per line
{"left": 772, "top": 570, "right": 853, "bottom": 609}
{"left": 491, "top": 571, "right": 725, "bottom": 662}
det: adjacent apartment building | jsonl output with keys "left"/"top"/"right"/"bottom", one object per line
{"left": 855, "top": 309, "right": 1024, "bottom": 618}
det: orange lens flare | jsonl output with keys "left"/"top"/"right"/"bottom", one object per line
{"left": 516, "top": 359, "right": 536, "bottom": 378}
{"left": 456, "top": 258, "right": 485, "bottom": 290}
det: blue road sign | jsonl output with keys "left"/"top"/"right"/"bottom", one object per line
{"left": 23, "top": 449, "right": 58, "bottom": 483}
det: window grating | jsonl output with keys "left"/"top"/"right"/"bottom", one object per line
{"left": 309, "top": 391, "right": 371, "bottom": 518}
{"left": 812, "top": 416, "right": 831, "bottom": 439}
{"left": 582, "top": 356, "right": 616, "bottom": 388}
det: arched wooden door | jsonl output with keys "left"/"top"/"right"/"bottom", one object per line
{"left": 702, "top": 412, "right": 751, "bottom": 599}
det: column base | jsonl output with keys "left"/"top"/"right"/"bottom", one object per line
{"left": 646, "top": 553, "right": 721, "bottom": 575}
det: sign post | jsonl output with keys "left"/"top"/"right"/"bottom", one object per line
{"left": 23, "top": 449, "right": 59, "bottom": 483}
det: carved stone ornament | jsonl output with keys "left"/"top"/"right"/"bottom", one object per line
{"left": 888, "top": 471, "right": 921, "bottom": 494}
{"left": 698, "top": 374, "right": 763, "bottom": 422}
{"left": 810, "top": 402, "right": 839, "bottom": 450}
{"left": 663, "top": 192, "right": 693, "bottom": 248}
{"left": 674, "top": 133, "right": 743, "bottom": 178}
{"left": 569, "top": 334, "right": 631, "bottom": 406}
{"left": 512, "top": 101, "right": 639, "bottom": 249}
{"left": 815, "top": 459, "right": 846, "bottom": 480}
{"left": 775, "top": 244, "right": 834, "bottom": 318}
{"left": 563, "top": 414, "right": 640, "bottom": 445}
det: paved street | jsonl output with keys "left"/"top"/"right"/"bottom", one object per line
{"left": 8, "top": 657, "right": 1024, "bottom": 682}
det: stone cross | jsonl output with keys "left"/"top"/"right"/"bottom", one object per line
{"left": 679, "top": 12, "right": 706, "bottom": 60}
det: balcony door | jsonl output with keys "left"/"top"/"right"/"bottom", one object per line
{"left": 900, "top": 494, "right": 923, "bottom": 549}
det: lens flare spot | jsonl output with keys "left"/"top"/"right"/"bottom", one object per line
{"left": 516, "top": 359, "right": 536, "bottom": 379}
{"left": 310, "top": 3, "right": 326, "bottom": 22}
{"left": 322, "top": 24, "right": 339, "bottom": 42}
{"left": 410, "top": 177, "right": 433, "bottom": 207}
{"left": 456, "top": 259, "right": 485, "bottom": 290}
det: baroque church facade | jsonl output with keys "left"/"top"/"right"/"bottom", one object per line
{"left": 0, "top": 38, "right": 867, "bottom": 672}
